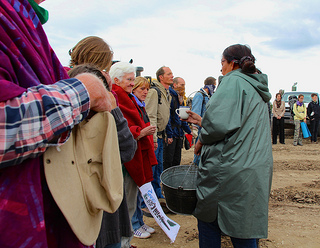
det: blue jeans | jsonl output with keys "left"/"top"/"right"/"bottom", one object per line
{"left": 198, "top": 219, "right": 258, "bottom": 248}
{"left": 151, "top": 138, "right": 164, "bottom": 199}
{"left": 131, "top": 191, "right": 144, "bottom": 231}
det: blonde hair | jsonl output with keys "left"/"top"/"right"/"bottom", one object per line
{"left": 133, "top": 76, "right": 150, "bottom": 91}
{"left": 69, "top": 36, "right": 113, "bottom": 71}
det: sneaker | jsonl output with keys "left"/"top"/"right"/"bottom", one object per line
{"left": 141, "top": 224, "right": 155, "bottom": 234}
{"left": 134, "top": 227, "right": 151, "bottom": 239}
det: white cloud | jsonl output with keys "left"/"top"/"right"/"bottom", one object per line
{"left": 42, "top": 0, "right": 320, "bottom": 98}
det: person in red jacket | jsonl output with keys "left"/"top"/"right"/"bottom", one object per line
{"left": 131, "top": 77, "right": 157, "bottom": 239}
{"left": 110, "top": 62, "right": 157, "bottom": 247}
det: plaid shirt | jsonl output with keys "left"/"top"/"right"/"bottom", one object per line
{"left": 0, "top": 78, "right": 90, "bottom": 168}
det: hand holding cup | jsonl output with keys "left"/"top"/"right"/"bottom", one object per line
{"left": 175, "top": 106, "right": 190, "bottom": 120}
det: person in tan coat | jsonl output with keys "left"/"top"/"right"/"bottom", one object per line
{"left": 144, "top": 66, "right": 173, "bottom": 205}
{"left": 272, "top": 93, "right": 285, "bottom": 144}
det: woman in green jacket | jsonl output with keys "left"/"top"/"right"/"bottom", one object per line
{"left": 192, "top": 44, "right": 273, "bottom": 248}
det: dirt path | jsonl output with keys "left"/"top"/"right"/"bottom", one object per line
{"left": 132, "top": 138, "right": 320, "bottom": 247}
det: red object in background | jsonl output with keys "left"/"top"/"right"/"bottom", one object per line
{"left": 185, "top": 133, "right": 193, "bottom": 147}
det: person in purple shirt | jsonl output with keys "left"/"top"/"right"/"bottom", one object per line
{"left": 0, "top": 1, "right": 111, "bottom": 247}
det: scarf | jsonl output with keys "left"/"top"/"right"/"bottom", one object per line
{"left": 174, "top": 87, "right": 185, "bottom": 105}
{"left": 132, "top": 93, "right": 146, "bottom": 107}
{"left": 0, "top": 1, "right": 86, "bottom": 247}
{"left": 296, "top": 101, "right": 303, "bottom": 107}
{"left": 204, "top": 84, "right": 215, "bottom": 96}
{"left": 276, "top": 100, "right": 281, "bottom": 108}
{"left": 27, "top": 0, "right": 49, "bottom": 24}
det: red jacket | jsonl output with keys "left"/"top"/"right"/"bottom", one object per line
{"left": 113, "top": 84, "right": 157, "bottom": 187}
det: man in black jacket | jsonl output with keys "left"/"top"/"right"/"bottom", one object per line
{"left": 307, "top": 93, "right": 320, "bottom": 143}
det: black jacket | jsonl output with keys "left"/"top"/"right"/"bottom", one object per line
{"left": 307, "top": 101, "right": 320, "bottom": 120}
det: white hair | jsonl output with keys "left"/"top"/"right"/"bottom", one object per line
{"left": 109, "top": 62, "right": 136, "bottom": 84}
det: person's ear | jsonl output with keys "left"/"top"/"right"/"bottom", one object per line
{"left": 114, "top": 77, "right": 120, "bottom": 85}
{"left": 232, "top": 62, "right": 240, "bottom": 70}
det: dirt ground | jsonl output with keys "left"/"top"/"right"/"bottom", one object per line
{"left": 132, "top": 136, "right": 320, "bottom": 248}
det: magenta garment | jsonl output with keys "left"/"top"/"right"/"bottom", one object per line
{"left": 0, "top": 1, "right": 91, "bottom": 247}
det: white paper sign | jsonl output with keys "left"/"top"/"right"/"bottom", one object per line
{"left": 139, "top": 182, "right": 180, "bottom": 243}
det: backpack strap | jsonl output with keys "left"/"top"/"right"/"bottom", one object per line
{"left": 150, "top": 85, "right": 162, "bottom": 105}
{"left": 198, "top": 90, "right": 207, "bottom": 111}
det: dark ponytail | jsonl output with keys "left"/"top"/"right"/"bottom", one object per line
{"left": 223, "top": 44, "right": 256, "bottom": 74}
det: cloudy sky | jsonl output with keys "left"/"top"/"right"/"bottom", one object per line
{"left": 42, "top": 0, "right": 320, "bottom": 99}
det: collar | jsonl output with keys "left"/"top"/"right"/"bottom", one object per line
{"left": 28, "top": 0, "right": 49, "bottom": 24}
{"left": 200, "top": 87, "right": 210, "bottom": 97}
{"left": 169, "top": 86, "right": 178, "bottom": 96}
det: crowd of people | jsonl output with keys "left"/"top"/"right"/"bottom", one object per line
{"left": 4, "top": 1, "right": 320, "bottom": 248}
{"left": 272, "top": 92, "right": 320, "bottom": 146}
{"left": 0, "top": 1, "right": 190, "bottom": 246}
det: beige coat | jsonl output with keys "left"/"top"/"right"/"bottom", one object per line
{"left": 44, "top": 111, "right": 122, "bottom": 246}
{"left": 145, "top": 80, "right": 171, "bottom": 142}
{"left": 272, "top": 100, "right": 285, "bottom": 118}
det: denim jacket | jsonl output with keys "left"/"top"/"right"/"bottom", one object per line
{"left": 192, "top": 88, "right": 210, "bottom": 117}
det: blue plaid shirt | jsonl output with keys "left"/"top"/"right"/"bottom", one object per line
{"left": 0, "top": 78, "right": 90, "bottom": 168}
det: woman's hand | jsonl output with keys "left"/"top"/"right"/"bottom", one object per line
{"left": 194, "top": 139, "right": 203, "bottom": 156}
{"left": 137, "top": 125, "right": 156, "bottom": 140}
{"left": 185, "top": 110, "right": 202, "bottom": 127}
{"left": 153, "top": 142, "right": 158, "bottom": 151}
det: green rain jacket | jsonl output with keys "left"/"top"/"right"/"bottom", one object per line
{"left": 193, "top": 69, "right": 273, "bottom": 239}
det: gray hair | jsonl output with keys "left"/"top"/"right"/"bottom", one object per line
{"left": 109, "top": 62, "right": 136, "bottom": 84}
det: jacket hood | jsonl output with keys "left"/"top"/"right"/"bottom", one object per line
{"left": 219, "top": 69, "right": 271, "bottom": 103}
